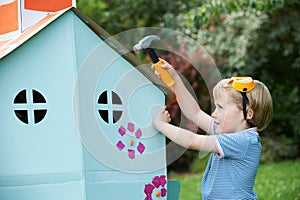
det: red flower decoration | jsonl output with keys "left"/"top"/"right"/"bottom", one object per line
{"left": 116, "top": 122, "right": 146, "bottom": 159}
{"left": 152, "top": 175, "right": 167, "bottom": 188}
{"left": 127, "top": 122, "right": 135, "bottom": 132}
{"left": 116, "top": 141, "right": 125, "bottom": 151}
{"left": 161, "top": 188, "right": 167, "bottom": 197}
{"left": 144, "top": 183, "right": 155, "bottom": 194}
{"left": 137, "top": 142, "right": 145, "bottom": 154}
{"left": 144, "top": 175, "right": 167, "bottom": 199}
{"left": 135, "top": 128, "right": 142, "bottom": 138}
{"left": 118, "top": 125, "right": 126, "bottom": 136}
{"left": 128, "top": 149, "right": 135, "bottom": 159}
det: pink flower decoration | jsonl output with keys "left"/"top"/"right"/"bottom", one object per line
{"left": 161, "top": 188, "right": 167, "bottom": 197}
{"left": 115, "top": 122, "right": 146, "bottom": 159}
{"left": 116, "top": 141, "right": 125, "bottom": 151}
{"left": 137, "top": 142, "right": 145, "bottom": 154}
{"left": 128, "top": 149, "right": 135, "bottom": 159}
{"left": 127, "top": 122, "right": 135, "bottom": 132}
{"left": 145, "top": 196, "right": 152, "bottom": 200}
{"left": 135, "top": 128, "right": 142, "bottom": 138}
{"left": 152, "top": 176, "right": 162, "bottom": 188}
{"left": 144, "top": 175, "right": 168, "bottom": 199}
{"left": 118, "top": 125, "right": 126, "bottom": 136}
{"left": 144, "top": 183, "right": 155, "bottom": 194}
{"left": 159, "top": 175, "right": 167, "bottom": 187}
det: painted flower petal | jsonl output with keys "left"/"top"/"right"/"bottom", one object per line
{"left": 137, "top": 142, "right": 145, "bottom": 154}
{"left": 161, "top": 188, "right": 167, "bottom": 197}
{"left": 135, "top": 128, "right": 142, "bottom": 138}
{"left": 116, "top": 140, "right": 125, "bottom": 151}
{"left": 145, "top": 194, "right": 153, "bottom": 200}
{"left": 127, "top": 122, "right": 135, "bottom": 132}
{"left": 144, "top": 183, "right": 155, "bottom": 194}
{"left": 152, "top": 176, "right": 161, "bottom": 188}
{"left": 118, "top": 125, "right": 126, "bottom": 136}
{"left": 128, "top": 149, "right": 135, "bottom": 159}
{"left": 159, "top": 175, "right": 167, "bottom": 187}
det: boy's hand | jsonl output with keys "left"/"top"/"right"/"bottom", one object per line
{"left": 153, "top": 106, "right": 171, "bottom": 131}
{"left": 151, "top": 58, "right": 176, "bottom": 79}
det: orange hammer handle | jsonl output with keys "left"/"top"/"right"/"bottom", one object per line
{"left": 154, "top": 60, "right": 175, "bottom": 87}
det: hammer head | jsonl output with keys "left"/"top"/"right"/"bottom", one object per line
{"left": 133, "top": 35, "right": 160, "bottom": 54}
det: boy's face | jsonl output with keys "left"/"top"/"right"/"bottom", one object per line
{"left": 212, "top": 92, "right": 246, "bottom": 134}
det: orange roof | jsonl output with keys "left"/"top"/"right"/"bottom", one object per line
{"left": 0, "top": 7, "right": 175, "bottom": 104}
{"left": 0, "top": 0, "right": 19, "bottom": 35}
{"left": 0, "top": 8, "right": 68, "bottom": 59}
{"left": 24, "top": 0, "right": 72, "bottom": 12}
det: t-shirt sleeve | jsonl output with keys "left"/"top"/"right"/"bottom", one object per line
{"left": 209, "top": 121, "right": 250, "bottom": 159}
{"left": 207, "top": 119, "right": 215, "bottom": 135}
{"left": 216, "top": 133, "right": 249, "bottom": 159}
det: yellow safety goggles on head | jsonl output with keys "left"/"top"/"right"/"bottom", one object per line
{"left": 231, "top": 77, "right": 255, "bottom": 92}
{"left": 231, "top": 77, "right": 255, "bottom": 126}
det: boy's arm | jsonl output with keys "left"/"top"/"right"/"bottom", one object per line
{"left": 160, "top": 59, "right": 212, "bottom": 133}
{"left": 153, "top": 108, "right": 218, "bottom": 153}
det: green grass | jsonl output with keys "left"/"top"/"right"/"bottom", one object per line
{"left": 168, "top": 159, "right": 300, "bottom": 200}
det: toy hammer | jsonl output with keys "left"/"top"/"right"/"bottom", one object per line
{"left": 133, "top": 35, "right": 175, "bottom": 87}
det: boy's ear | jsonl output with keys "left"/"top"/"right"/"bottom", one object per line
{"left": 247, "top": 108, "right": 254, "bottom": 120}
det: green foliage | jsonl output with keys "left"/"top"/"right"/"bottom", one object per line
{"left": 260, "top": 135, "right": 299, "bottom": 163}
{"left": 169, "top": 160, "right": 300, "bottom": 200}
{"left": 163, "top": 0, "right": 300, "bottom": 74}
{"left": 76, "top": 0, "right": 300, "bottom": 170}
{"left": 249, "top": 3, "right": 300, "bottom": 138}
{"left": 77, "top": 0, "right": 195, "bottom": 34}
{"left": 162, "top": 0, "right": 300, "bottom": 161}
{"left": 193, "top": 11, "right": 267, "bottom": 74}
{"left": 184, "top": 0, "right": 297, "bottom": 29}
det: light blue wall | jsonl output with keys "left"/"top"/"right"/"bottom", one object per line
{"left": 0, "top": 10, "right": 167, "bottom": 200}
{"left": 0, "top": 11, "right": 85, "bottom": 200}
{"left": 72, "top": 11, "right": 167, "bottom": 199}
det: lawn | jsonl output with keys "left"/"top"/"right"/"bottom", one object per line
{"left": 168, "top": 159, "right": 300, "bottom": 200}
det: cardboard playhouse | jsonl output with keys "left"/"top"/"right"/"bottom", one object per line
{"left": 0, "top": 1, "right": 180, "bottom": 199}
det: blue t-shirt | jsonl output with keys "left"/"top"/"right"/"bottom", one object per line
{"left": 201, "top": 124, "right": 261, "bottom": 200}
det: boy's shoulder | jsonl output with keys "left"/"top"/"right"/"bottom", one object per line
{"left": 218, "top": 128, "right": 258, "bottom": 139}
{"left": 215, "top": 128, "right": 260, "bottom": 158}
{"left": 235, "top": 128, "right": 260, "bottom": 143}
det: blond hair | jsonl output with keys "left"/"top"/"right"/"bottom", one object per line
{"left": 213, "top": 78, "right": 273, "bottom": 131}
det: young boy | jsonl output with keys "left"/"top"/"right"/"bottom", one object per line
{"left": 153, "top": 59, "right": 273, "bottom": 199}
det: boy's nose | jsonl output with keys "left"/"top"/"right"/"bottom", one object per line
{"left": 211, "top": 109, "right": 217, "bottom": 119}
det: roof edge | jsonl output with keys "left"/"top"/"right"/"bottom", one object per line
{"left": 0, "top": 8, "right": 71, "bottom": 59}
{"left": 71, "top": 8, "right": 175, "bottom": 104}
